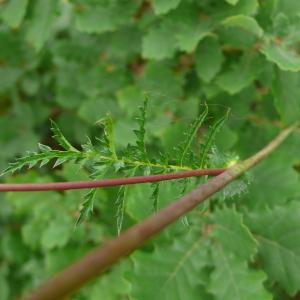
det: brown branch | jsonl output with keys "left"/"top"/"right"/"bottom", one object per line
{"left": 0, "top": 168, "right": 226, "bottom": 192}
{"left": 22, "top": 123, "right": 297, "bottom": 300}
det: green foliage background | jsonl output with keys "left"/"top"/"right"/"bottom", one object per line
{"left": 1, "top": 0, "right": 300, "bottom": 299}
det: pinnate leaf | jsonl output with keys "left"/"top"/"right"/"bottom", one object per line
{"left": 116, "top": 168, "right": 137, "bottom": 234}
{"left": 130, "top": 232, "right": 208, "bottom": 300}
{"left": 209, "top": 246, "right": 271, "bottom": 300}
{"left": 246, "top": 202, "right": 300, "bottom": 296}
{"left": 76, "top": 189, "right": 97, "bottom": 225}
{"left": 50, "top": 120, "right": 79, "bottom": 152}
{"left": 210, "top": 207, "right": 257, "bottom": 260}
{"left": 90, "top": 262, "right": 131, "bottom": 300}
{"left": 133, "top": 97, "right": 149, "bottom": 162}
{"left": 199, "top": 110, "right": 229, "bottom": 168}
{"left": 178, "top": 104, "right": 208, "bottom": 166}
{"left": 96, "top": 113, "right": 117, "bottom": 159}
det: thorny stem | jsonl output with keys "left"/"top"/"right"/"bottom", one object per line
{"left": 0, "top": 168, "right": 225, "bottom": 192}
{"left": 21, "top": 123, "right": 297, "bottom": 300}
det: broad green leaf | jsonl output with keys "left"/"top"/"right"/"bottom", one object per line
{"left": 0, "top": 67, "right": 22, "bottom": 92}
{"left": 208, "top": 246, "right": 271, "bottom": 300}
{"left": 138, "top": 62, "right": 183, "bottom": 104}
{"left": 210, "top": 207, "right": 257, "bottom": 260}
{"left": 117, "top": 86, "right": 144, "bottom": 117}
{"left": 0, "top": 274, "right": 9, "bottom": 300}
{"left": 0, "top": 31, "right": 23, "bottom": 65}
{"left": 1, "top": 0, "right": 28, "bottom": 28}
{"left": 165, "top": 3, "right": 212, "bottom": 52}
{"left": 195, "top": 37, "right": 224, "bottom": 83}
{"left": 5, "top": 173, "right": 61, "bottom": 213}
{"left": 261, "top": 44, "right": 300, "bottom": 72}
{"left": 90, "top": 262, "right": 131, "bottom": 300}
{"left": 217, "top": 0, "right": 258, "bottom": 18}
{"left": 1, "top": 232, "right": 28, "bottom": 264}
{"left": 142, "top": 23, "right": 177, "bottom": 60}
{"left": 126, "top": 183, "right": 153, "bottom": 220}
{"left": 216, "top": 54, "right": 263, "bottom": 94}
{"left": 222, "top": 15, "right": 263, "bottom": 37}
{"left": 78, "top": 64, "right": 129, "bottom": 98}
{"left": 74, "top": 1, "right": 140, "bottom": 34}
{"left": 41, "top": 215, "right": 73, "bottom": 250}
{"left": 100, "top": 26, "right": 142, "bottom": 59}
{"left": 274, "top": 0, "right": 300, "bottom": 17}
{"left": 272, "top": 69, "right": 300, "bottom": 123}
{"left": 152, "top": 0, "right": 181, "bottom": 15}
{"left": 130, "top": 233, "right": 208, "bottom": 300}
{"left": 272, "top": 13, "right": 291, "bottom": 38}
{"left": 114, "top": 118, "right": 137, "bottom": 148}
{"left": 215, "top": 125, "right": 238, "bottom": 151}
{"left": 45, "top": 245, "right": 91, "bottom": 275}
{"left": 225, "top": 0, "right": 240, "bottom": 5}
{"left": 243, "top": 158, "right": 300, "bottom": 209}
{"left": 246, "top": 202, "right": 300, "bottom": 296}
{"left": 78, "top": 98, "right": 120, "bottom": 124}
{"left": 22, "top": 219, "right": 47, "bottom": 250}
{"left": 26, "top": 0, "right": 59, "bottom": 50}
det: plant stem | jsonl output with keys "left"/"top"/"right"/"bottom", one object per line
{"left": 22, "top": 123, "right": 297, "bottom": 300}
{"left": 0, "top": 168, "right": 226, "bottom": 192}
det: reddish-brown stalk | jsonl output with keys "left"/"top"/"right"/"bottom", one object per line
{"left": 0, "top": 168, "right": 225, "bottom": 192}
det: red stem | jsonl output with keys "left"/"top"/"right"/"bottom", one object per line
{"left": 0, "top": 168, "right": 226, "bottom": 192}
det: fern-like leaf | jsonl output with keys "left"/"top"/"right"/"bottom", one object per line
{"left": 1, "top": 147, "right": 81, "bottom": 176}
{"left": 151, "top": 182, "right": 160, "bottom": 212}
{"left": 178, "top": 178, "right": 190, "bottom": 227}
{"left": 179, "top": 104, "right": 208, "bottom": 166}
{"left": 116, "top": 185, "right": 127, "bottom": 235}
{"left": 199, "top": 109, "right": 230, "bottom": 168}
{"left": 50, "top": 120, "right": 79, "bottom": 152}
{"left": 116, "top": 168, "right": 137, "bottom": 235}
{"left": 133, "top": 96, "right": 149, "bottom": 162}
{"left": 96, "top": 113, "right": 117, "bottom": 159}
{"left": 76, "top": 188, "right": 97, "bottom": 225}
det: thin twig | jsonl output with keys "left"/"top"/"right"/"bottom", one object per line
{"left": 0, "top": 169, "right": 226, "bottom": 192}
{"left": 22, "top": 123, "right": 297, "bottom": 300}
